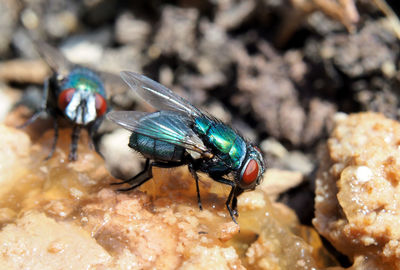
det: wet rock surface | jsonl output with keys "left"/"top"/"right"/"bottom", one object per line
{"left": 0, "top": 123, "right": 333, "bottom": 269}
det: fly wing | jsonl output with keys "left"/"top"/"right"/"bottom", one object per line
{"left": 120, "top": 71, "right": 203, "bottom": 117}
{"left": 107, "top": 110, "right": 208, "bottom": 154}
{"left": 34, "top": 41, "right": 72, "bottom": 77}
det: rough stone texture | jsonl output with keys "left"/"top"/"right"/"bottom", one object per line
{"left": 314, "top": 112, "right": 400, "bottom": 269}
{"left": 0, "top": 123, "right": 334, "bottom": 269}
{"left": 0, "top": 211, "right": 112, "bottom": 269}
{"left": 0, "top": 125, "right": 31, "bottom": 198}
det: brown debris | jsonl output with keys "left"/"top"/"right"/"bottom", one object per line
{"left": 277, "top": 0, "right": 359, "bottom": 45}
{"left": 153, "top": 6, "right": 199, "bottom": 61}
{"left": 0, "top": 59, "right": 50, "bottom": 84}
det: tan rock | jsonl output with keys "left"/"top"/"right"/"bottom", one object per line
{"left": 0, "top": 211, "right": 111, "bottom": 269}
{"left": 259, "top": 168, "right": 303, "bottom": 200}
{"left": 314, "top": 112, "right": 400, "bottom": 269}
{"left": 0, "top": 116, "right": 335, "bottom": 269}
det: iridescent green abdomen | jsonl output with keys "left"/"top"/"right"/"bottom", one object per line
{"left": 195, "top": 117, "right": 246, "bottom": 169}
{"left": 60, "top": 67, "right": 106, "bottom": 97}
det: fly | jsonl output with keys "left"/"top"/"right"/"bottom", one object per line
{"left": 19, "top": 42, "right": 108, "bottom": 161}
{"left": 108, "top": 71, "right": 265, "bottom": 223}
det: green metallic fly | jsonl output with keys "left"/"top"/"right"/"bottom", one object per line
{"left": 19, "top": 43, "right": 108, "bottom": 161}
{"left": 108, "top": 72, "right": 265, "bottom": 223}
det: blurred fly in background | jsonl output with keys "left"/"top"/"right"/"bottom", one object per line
{"left": 19, "top": 42, "right": 109, "bottom": 161}
{"left": 108, "top": 71, "right": 265, "bottom": 223}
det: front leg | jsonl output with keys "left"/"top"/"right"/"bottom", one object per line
{"left": 69, "top": 125, "right": 81, "bottom": 161}
{"left": 210, "top": 175, "right": 238, "bottom": 224}
{"left": 231, "top": 188, "right": 244, "bottom": 217}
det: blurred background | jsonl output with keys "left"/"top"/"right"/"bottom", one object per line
{"left": 0, "top": 0, "right": 399, "bottom": 226}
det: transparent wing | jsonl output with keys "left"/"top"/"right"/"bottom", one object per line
{"left": 34, "top": 41, "right": 72, "bottom": 77}
{"left": 120, "top": 71, "right": 203, "bottom": 117}
{"left": 99, "top": 71, "right": 129, "bottom": 97}
{"left": 107, "top": 110, "right": 208, "bottom": 154}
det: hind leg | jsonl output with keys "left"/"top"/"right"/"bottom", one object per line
{"left": 114, "top": 160, "right": 184, "bottom": 192}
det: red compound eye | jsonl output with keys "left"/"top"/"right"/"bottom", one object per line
{"left": 242, "top": 159, "right": 259, "bottom": 185}
{"left": 95, "top": 93, "right": 107, "bottom": 117}
{"left": 58, "top": 88, "right": 75, "bottom": 110}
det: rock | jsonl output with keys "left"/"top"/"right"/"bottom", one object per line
{"left": 100, "top": 128, "right": 143, "bottom": 179}
{"left": 235, "top": 42, "right": 306, "bottom": 145}
{"left": 0, "top": 211, "right": 112, "bottom": 269}
{"left": 100, "top": 45, "right": 145, "bottom": 75}
{"left": 44, "top": 10, "right": 79, "bottom": 39}
{"left": 214, "top": 0, "right": 256, "bottom": 30}
{"left": 153, "top": 6, "right": 199, "bottom": 61}
{"left": 60, "top": 28, "right": 112, "bottom": 65}
{"left": 115, "top": 12, "right": 151, "bottom": 48}
{"left": 238, "top": 190, "right": 335, "bottom": 269}
{"left": 0, "top": 59, "right": 49, "bottom": 84}
{"left": 302, "top": 98, "right": 336, "bottom": 146}
{"left": 259, "top": 168, "right": 303, "bottom": 200}
{"left": 260, "top": 138, "right": 314, "bottom": 175}
{"left": 0, "top": 115, "right": 336, "bottom": 269}
{"left": 282, "top": 151, "right": 314, "bottom": 175}
{"left": 0, "top": 125, "right": 31, "bottom": 198}
{"left": 314, "top": 112, "right": 400, "bottom": 268}
{"left": 322, "top": 23, "right": 397, "bottom": 78}
{"left": 260, "top": 138, "right": 288, "bottom": 159}
{"left": 196, "top": 19, "right": 233, "bottom": 76}
{"left": 0, "top": 85, "right": 22, "bottom": 122}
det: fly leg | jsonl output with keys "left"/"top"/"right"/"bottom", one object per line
{"left": 231, "top": 188, "right": 244, "bottom": 217}
{"left": 69, "top": 125, "right": 81, "bottom": 161}
{"left": 88, "top": 117, "right": 104, "bottom": 158}
{"left": 116, "top": 161, "right": 154, "bottom": 192}
{"left": 188, "top": 163, "right": 203, "bottom": 211}
{"left": 111, "top": 159, "right": 151, "bottom": 186}
{"left": 115, "top": 160, "right": 184, "bottom": 192}
{"left": 17, "top": 111, "right": 44, "bottom": 128}
{"left": 45, "top": 118, "right": 59, "bottom": 160}
{"left": 211, "top": 176, "right": 238, "bottom": 224}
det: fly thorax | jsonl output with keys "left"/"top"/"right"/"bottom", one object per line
{"left": 65, "top": 90, "right": 97, "bottom": 125}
